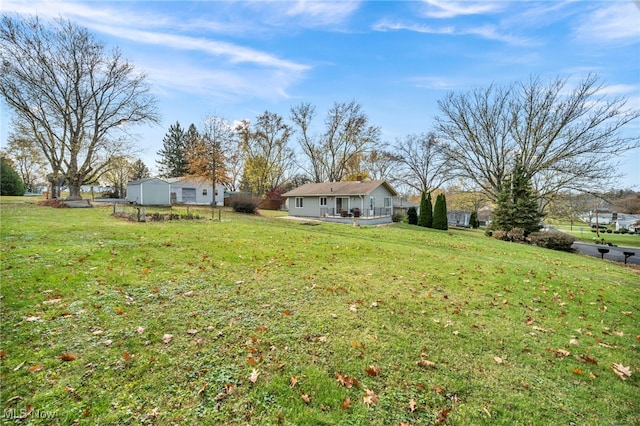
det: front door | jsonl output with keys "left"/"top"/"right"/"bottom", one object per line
{"left": 336, "top": 197, "right": 349, "bottom": 214}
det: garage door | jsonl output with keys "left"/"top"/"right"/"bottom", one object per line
{"left": 182, "top": 188, "right": 196, "bottom": 203}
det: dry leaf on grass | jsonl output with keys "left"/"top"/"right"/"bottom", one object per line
{"left": 408, "top": 398, "right": 417, "bottom": 412}
{"left": 611, "top": 363, "right": 632, "bottom": 381}
{"left": 365, "top": 365, "right": 381, "bottom": 377}
{"left": 493, "top": 356, "right": 503, "bottom": 364}
{"left": 60, "top": 353, "right": 76, "bottom": 361}
{"left": 363, "top": 389, "right": 378, "bottom": 407}
{"left": 162, "top": 334, "right": 173, "bottom": 344}
{"left": 249, "top": 368, "right": 260, "bottom": 383}
{"left": 301, "top": 394, "right": 311, "bottom": 403}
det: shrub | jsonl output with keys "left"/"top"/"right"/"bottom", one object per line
{"left": 529, "top": 231, "right": 576, "bottom": 252}
{"left": 492, "top": 228, "right": 526, "bottom": 242}
{"left": 620, "top": 228, "right": 629, "bottom": 234}
{"left": 469, "top": 211, "right": 480, "bottom": 229}
{"left": 606, "top": 229, "right": 612, "bottom": 233}
{"left": 230, "top": 193, "right": 260, "bottom": 214}
{"left": 407, "top": 207, "right": 418, "bottom": 225}
{"left": 432, "top": 193, "right": 448, "bottom": 230}
{"left": 392, "top": 212, "right": 405, "bottom": 223}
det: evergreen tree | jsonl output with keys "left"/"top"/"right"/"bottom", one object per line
{"left": 130, "top": 159, "right": 151, "bottom": 181}
{"left": 469, "top": 211, "right": 480, "bottom": 228}
{"left": 407, "top": 206, "right": 418, "bottom": 225}
{"left": 156, "top": 121, "right": 189, "bottom": 178}
{"left": 418, "top": 192, "right": 433, "bottom": 228}
{"left": 0, "top": 156, "right": 25, "bottom": 195}
{"left": 492, "top": 159, "right": 543, "bottom": 235}
{"left": 417, "top": 192, "right": 427, "bottom": 227}
{"left": 425, "top": 192, "right": 433, "bottom": 228}
{"left": 433, "top": 193, "right": 448, "bottom": 230}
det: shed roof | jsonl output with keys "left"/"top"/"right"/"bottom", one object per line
{"left": 282, "top": 180, "right": 398, "bottom": 197}
{"left": 127, "top": 177, "right": 169, "bottom": 185}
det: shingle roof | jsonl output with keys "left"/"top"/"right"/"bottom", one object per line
{"left": 127, "top": 177, "right": 169, "bottom": 185}
{"left": 282, "top": 180, "right": 398, "bottom": 197}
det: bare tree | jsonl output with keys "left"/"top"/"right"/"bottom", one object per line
{"left": 290, "top": 100, "right": 380, "bottom": 182}
{"left": 0, "top": 14, "right": 159, "bottom": 200}
{"left": 361, "top": 149, "right": 396, "bottom": 181}
{"left": 237, "top": 112, "right": 293, "bottom": 197}
{"left": 392, "top": 133, "right": 453, "bottom": 194}
{"left": 435, "top": 75, "right": 639, "bottom": 209}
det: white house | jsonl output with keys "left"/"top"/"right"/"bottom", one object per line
{"left": 166, "top": 177, "right": 225, "bottom": 206}
{"left": 125, "top": 178, "right": 171, "bottom": 205}
{"left": 282, "top": 180, "right": 398, "bottom": 224}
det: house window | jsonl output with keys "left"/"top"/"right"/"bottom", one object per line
{"left": 384, "top": 197, "right": 392, "bottom": 208}
{"left": 295, "top": 197, "right": 304, "bottom": 208}
{"left": 202, "top": 189, "right": 208, "bottom": 196}
{"left": 319, "top": 197, "right": 327, "bottom": 207}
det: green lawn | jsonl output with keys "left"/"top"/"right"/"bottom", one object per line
{"left": 551, "top": 224, "right": 640, "bottom": 248}
{"left": 1, "top": 200, "right": 638, "bottom": 425}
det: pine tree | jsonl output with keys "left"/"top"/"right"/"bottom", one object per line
{"left": 156, "top": 121, "right": 189, "bottom": 178}
{"left": 130, "top": 159, "right": 150, "bottom": 180}
{"left": 433, "top": 193, "right": 448, "bottom": 230}
{"left": 0, "top": 156, "right": 25, "bottom": 196}
{"left": 492, "top": 159, "right": 542, "bottom": 236}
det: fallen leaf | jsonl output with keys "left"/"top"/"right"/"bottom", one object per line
{"left": 409, "top": 398, "right": 417, "bottom": 412}
{"left": 60, "top": 353, "right": 76, "bottom": 361}
{"left": 341, "top": 397, "right": 351, "bottom": 409}
{"left": 249, "top": 368, "right": 260, "bottom": 383}
{"left": 483, "top": 407, "right": 491, "bottom": 417}
{"left": 103, "top": 339, "right": 113, "bottom": 346}
{"left": 330, "top": 313, "right": 338, "bottom": 318}
{"left": 24, "top": 315, "right": 40, "bottom": 322}
{"left": 365, "top": 365, "right": 381, "bottom": 377}
{"left": 197, "top": 382, "right": 207, "bottom": 396}
{"left": 434, "top": 407, "right": 451, "bottom": 425}
{"left": 573, "top": 368, "right": 583, "bottom": 375}
{"left": 0, "top": 350, "right": 6, "bottom": 359}
{"left": 183, "top": 291, "right": 194, "bottom": 297}
{"left": 283, "top": 309, "right": 292, "bottom": 316}
{"left": 363, "top": 389, "right": 378, "bottom": 407}
{"left": 29, "top": 365, "right": 44, "bottom": 373}
{"left": 301, "top": 394, "right": 311, "bottom": 403}
{"left": 611, "top": 363, "right": 632, "bottom": 381}
{"left": 569, "top": 339, "right": 579, "bottom": 346}
{"left": 555, "top": 349, "right": 571, "bottom": 358}
{"left": 162, "top": 334, "right": 173, "bottom": 344}
{"left": 123, "top": 351, "right": 132, "bottom": 362}
{"left": 290, "top": 376, "right": 298, "bottom": 388}
{"left": 136, "top": 326, "right": 145, "bottom": 334}
{"left": 418, "top": 359, "right": 436, "bottom": 368}
{"left": 187, "top": 329, "right": 199, "bottom": 335}
{"left": 612, "top": 330, "right": 624, "bottom": 337}
{"left": 532, "top": 326, "right": 547, "bottom": 332}
{"left": 13, "top": 361, "right": 26, "bottom": 371}
{"left": 349, "top": 305, "right": 358, "bottom": 313}
{"left": 493, "top": 356, "right": 503, "bottom": 364}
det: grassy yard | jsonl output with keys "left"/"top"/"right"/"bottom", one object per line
{"left": 551, "top": 224, "right": 640, "bottom": 248}
{"left": 1, "top": 199, "right": 638, "bottom": 425}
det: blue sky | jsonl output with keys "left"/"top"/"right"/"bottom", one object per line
{"left": 2, "top": 0, "right": 639, "bottom": 189}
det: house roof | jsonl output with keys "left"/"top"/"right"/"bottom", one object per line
{"left": 282, "top": 180, "right": 398, "bottom": 197}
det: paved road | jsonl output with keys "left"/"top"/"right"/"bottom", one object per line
{"left": 572, "top": 242, "right": 639, "bottom": 265}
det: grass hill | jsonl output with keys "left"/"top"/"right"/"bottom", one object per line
{"left": 1, "top": 201, "right": 638, "bottom": 425}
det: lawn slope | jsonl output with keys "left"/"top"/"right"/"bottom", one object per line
{"left": 1, "top": 202, "right": 638, "bottom": 425}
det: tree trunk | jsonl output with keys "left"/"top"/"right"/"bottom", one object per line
{"left": 66, "top": 175, "right": 83, "bottom": 201}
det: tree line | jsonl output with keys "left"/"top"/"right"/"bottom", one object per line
{"left": 2, "top": 14, "right": 638, "bottom": 216}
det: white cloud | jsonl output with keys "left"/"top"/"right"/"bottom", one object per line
{"left": 420, "top": 0, "right": 505, "bottom": 18}
{"left": 574, "top": 2, "right": 640, "bottom": 45}
{"left": 284, "top": 0, "right": 361, "bottom": 26}
{"left": 373, "top": 20, "right": 533, "bottom": 46}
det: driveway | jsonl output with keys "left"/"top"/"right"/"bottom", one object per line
{"left": 572, "top": 242, "right": 639, "bottom": 265}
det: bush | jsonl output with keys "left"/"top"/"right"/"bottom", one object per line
{"left": 606, "top": 229, "right": 612, "bottom": 233}
{"left": 620, "top": 228, "right": 629, "bottom": 234}
{"left": 493, "top": 228, "right": 526, "bottom": 242}
{"left": 407, "top": 207, "right": 418, "bottom": 225}
{"left": 230, "top": 193, "right": 260, "bottom": 214}
{"left": 528, "top": 231, "right": 576, "bottom": 252}
{"left": 392, "top": 212, "right": 405, "bottom": 223}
